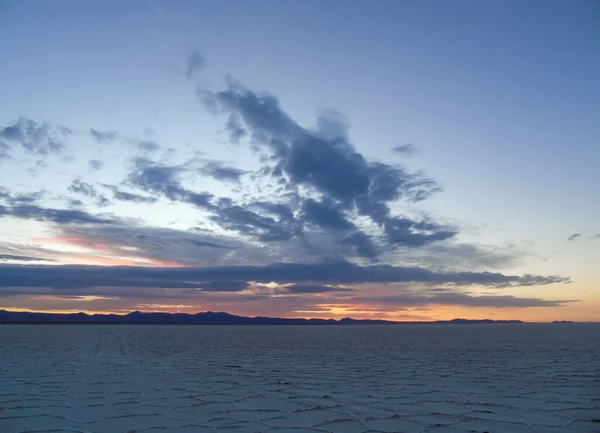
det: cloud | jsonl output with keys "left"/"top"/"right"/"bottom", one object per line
{"left": 0, "top": 261, "right": 569, "bottom": 292}
{"left": 301, "top": 198, "right": 355, "bottom": 231}
{"left": 0, "top": 254, "right": 54, "bottom": 262}
{"left": 200, "top": 161, "right": 247, "bottom": 183}
{"left": 68, "top": 179, "right": 111, "bottom": 207}
{"left": 285, "top": 284, "right": 353, "bottom": 294}
{"left": 0, "top": 140, "right": 11, "bottom": 161}
{"left": 55, "top": 223, "right": 271, "bottom": 267}
{"left": 356, "top": 293, "right": 574, "bottom": 308}
{"left": 567, "top": 233, "right": 581, "bottom": 241}
{"left": 104, "top": 186, "right": 158, "bottom": 204}
{"left": 126, "top": 159, "right": 301, "bottom": 243}
{"left": 195, "top": 76, "right": 455, "bottom": 258}
{"left": 194, "top": 281, "right": 249, "bottom": 292}
{"left": 138, "top": 140, "right": 160, "bottom": 153}
{"left": 187, "top": 239, "right": 233, "bottom": 249}
{"left": 127, "top": 158, "right": 214, "bottom": 209}
{"left": 89, "top": 129, "right": 119, "bottom": 143}
{"left": 0, "top": 117, "right": 70, "bottom": 155}
{"left": 88, "top": 159, "right": 105, "bottom": 170}
{"left": 212, "top": 198, "right": 297, "bottom": 241}
{"left": 0, "top": 188, "right": 46, "bottom": 206}
{"left": 186, "top": 47, "right": 206, "bottom": 78}
{"left": 397, "top": 241, "right": 528, "bottom": 271}
{"left": 590, "top": 234, "right": 600, "bottom": 240}
{"left": 0, "top": 203, "right": 117, "bottom": 225}
{"left": 68, "top": 179, "right": 98, "bottom": 197}
{"left": 104, "top": 63, "right": 457, "bottom": 260}
{"left": 392, "top": 143, "right": 418, "bottom": 156}
{"left": 225, "top": 114, "right": 247, "bottom": 143}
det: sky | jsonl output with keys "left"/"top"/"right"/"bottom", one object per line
{"left": 0, "top": 0, "right": 598, "bottom": 321}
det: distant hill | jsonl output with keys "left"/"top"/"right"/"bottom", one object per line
{"left": 0, "top": 310, "right": 524, "bottom": 325}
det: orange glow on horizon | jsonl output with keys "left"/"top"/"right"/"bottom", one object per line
{"left": 1, "top": 304, "right": 598, "bottom": 322}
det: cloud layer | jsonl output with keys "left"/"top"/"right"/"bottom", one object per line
{"left": 0, "top": 50, "right": 574, "bottom": 318}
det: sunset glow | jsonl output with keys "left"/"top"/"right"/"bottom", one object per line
{"left": 0, "top": 0, "right": 598, "bottom": 322}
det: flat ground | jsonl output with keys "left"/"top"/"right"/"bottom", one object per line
{"left": 0, "top": 324, "right": 598, "bottom": 433}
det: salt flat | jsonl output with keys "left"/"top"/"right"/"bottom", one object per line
{"left": 0, "top": 324, "right": 598, "bottom": 433}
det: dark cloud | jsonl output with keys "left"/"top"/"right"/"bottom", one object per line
{"left": 392, "top": 143, "right": 418, "bottom": 156}
{"left": 195, "top": 281, "right": 249, "bottom": 292}
{"left": 68, "top": 179, "right": 110, "bottom": 207}
{"left": 200, "top": 161, "right": 247, "bottom": 183}
{"left": 251, "top": 201, "right": 296, "bottom": 225}
{"left": 138, "top": 140, "right": 160, "bottom": 153}
{"left": 0, "top": 261, "right": 569, "bottom": 291}
{"left": 105, "top": 186, "right": 158, "bottom": 204}
{"left": 186, "top": 47, "right": 206, "bottom": 78}
{"left": 69, "top": 179, "right": 98, "bottom": 197}
{"left": 212, "top": 199, "right": 296, "bottom": 241}
{"left": 0, "top": 204, "right": 117, "bottom": 225}
{"left": 357, "top": 293, "right": 574, "bottom": 308}
{"left": 186, "top": 239, "right": 233, "bottom": 249}
{"left": 119, "top": 73, "right": 454, "bottom": 260}
{"left": 301, "top": 198, "right": 355, "bottom": 231}
{"left": 382, "top": 217, "right": 456, "bottom": 247}
{"left": 126, "top": 159, "right": 300, "bottom": 243}
{"left": 341, "top": 231, "right": 379, "bottom": 260}
{"left": 225, "top": 114, "right": 247, "bottom": 143}
{"left": 0, "top": 117, "right": 70, "bottom": 155}
{"left": 69, "top": 199, "right": 84, "bottom": 207}
{"left": 0, "top": 254, "right": 54, "bottom": 262}
{"left": 567, "top": 233, "right": 581, "bottom": 241}
{"left": 89, "top": 129, "right": 119, "bottom": 143}
{"left": 296, "top": 198, "right": 379, "bottom": 258}
{"left": 196, "top": 76, "right": 455, "bottom": 257}
{"left": 0, "top": 188, "right": 46, "bottom": 206}
{"left": 127, "top": 159, "right": 214, "bottom": 209}
{"left": 88, "top": 159, "right": 105, "bottom": 170}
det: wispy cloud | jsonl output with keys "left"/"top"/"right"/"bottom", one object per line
{"left": 391, "top": 143, "right": 418, "bottom": 156}
{"left": 0, "top": 117, "right": 70, "bottom": 155}
{"left": 186, "top": 47, "right": 206, "bottom": 79}
{"left": 88, "top": 159, "right": 105, "bottom": 170}
{"left": 0, "top": 203, "right": 117, "bottom": 225}
{"left": 0, "top": 254, "right": 54, "bottom": 262}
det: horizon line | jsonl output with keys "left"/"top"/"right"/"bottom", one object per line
{"left": 1, "top": 308, "right": 594, "bottom": 324}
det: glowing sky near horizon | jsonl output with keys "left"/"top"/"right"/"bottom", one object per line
{"left": 0, "top": 0, "right": 598, "bottom": 321}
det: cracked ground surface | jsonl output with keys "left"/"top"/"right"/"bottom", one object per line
{"left": 0, "top": 324, "right": 598, "bottom": 433}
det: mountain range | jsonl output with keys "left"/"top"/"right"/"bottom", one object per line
{"left": 0, "top": 310, "right": 524, "bottom": 325}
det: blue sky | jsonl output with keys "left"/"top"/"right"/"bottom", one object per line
{"left": 0, "top": 0, "right": 598, "bottom": 320}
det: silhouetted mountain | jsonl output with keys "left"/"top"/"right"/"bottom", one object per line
{"left": 445, "top": 318, "right": 523, "bottom": 324}
{"left": 0, "top": 310, "right": 525, "bottom": 325}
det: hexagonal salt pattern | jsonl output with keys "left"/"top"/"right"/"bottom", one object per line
{"left": 0, "top": 324, "right": 598, "bottom": 433}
